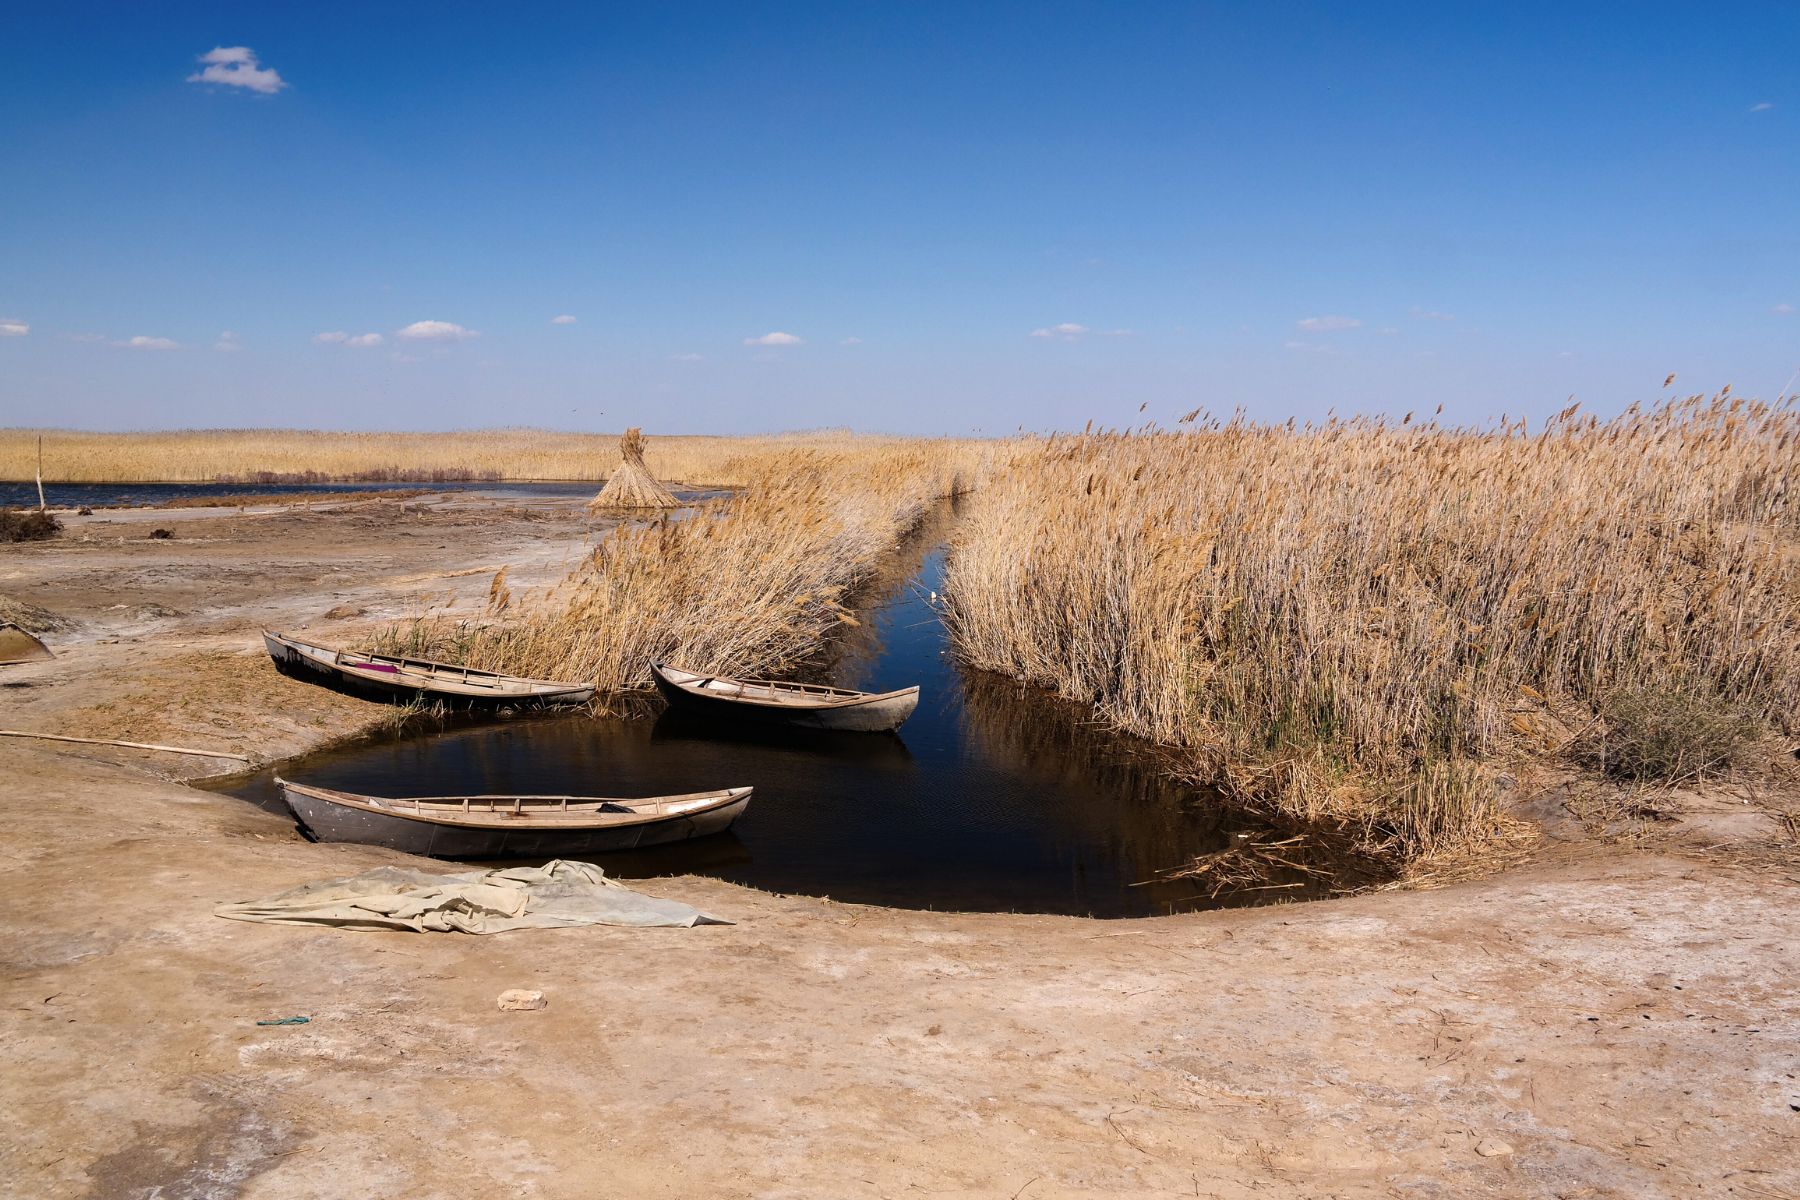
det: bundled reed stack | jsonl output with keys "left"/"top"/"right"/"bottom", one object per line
{"left": 589, "top": 428, "right": 679, "bottom": 510}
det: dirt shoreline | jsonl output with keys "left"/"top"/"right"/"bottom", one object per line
{"left": 2, "top": 496, "right": 1796, "bottom": 1198}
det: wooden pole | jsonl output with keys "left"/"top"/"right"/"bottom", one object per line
{"left": 36, "top": 436, "right": 47, "bottom": 512}
{"left": 0, "top": 730, "right": 251, "bottom": 761}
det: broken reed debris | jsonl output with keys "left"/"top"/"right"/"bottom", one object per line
{"left": 377, "top": 442, "right": 983, "bottom": 696}
{"left": 943, "top": 393, "right": 1800, "bottom": 869}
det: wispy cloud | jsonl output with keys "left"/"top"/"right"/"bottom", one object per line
{"left": 120, "top": 335, "right": 179, "bottom": 350}
{"left": 840, "top": 336, "right": 863, "bottom": 346}
{"left": 1029, "top": 322, "right": 1135, "bottom": 341}
{"left": 315, "top": 330, "right": 385, "bottom": 346}
{"left": 214, "top": 330, "right": 240, "bottom": 352}
{"left": 1773, "top": 303, "right": 1795, "bottom": 315}
{"left": 1750, "top": 102, "right": 1775, "bottom": 113}
{"left": 550, "top": 314, "right": 577, "bottom": 325}
{"left": 1408, "top": 307, "right": 1454, "bottom": 321}
{"left": 186, "top": 46, "right": 287, "bottom": 94}
{"left": 744, "top": 331, "right": 802, "bottom": 346}
{"left": 0, "top": 319, "right": 27, "bottom": 338}
{"left": 397, "top": 320, "right": 478, "bottom": 341}
{"left": 1295, "top": 315, "right": 1360, "bottom": 332}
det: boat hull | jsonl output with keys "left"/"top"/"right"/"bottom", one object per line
{"left": 279, "top": 784, "right": 750, "bottom": 859}
{"left": 264, "top": 631, "right": 594, "bottom": 708}
{"left": 652, "top": 668, "right": 918, "bottom": 733}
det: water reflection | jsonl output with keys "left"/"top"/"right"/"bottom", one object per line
{"left": 218, "top": 501, "right": 1352, "bottom": 916}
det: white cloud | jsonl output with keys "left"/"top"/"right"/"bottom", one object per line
{"left": 313, "top": 331, "right": 348, "bottom": 344}
{"left": 550, "top": 314, "right": 577, "bottom": 325}
{"left": 744, "top": 331, "right": 802, "bottom": 346}
{"left": 346, "top": 332, "right": 384, "bottom": 347}
{"left": 1773, "top": 303, "right": 1795, "bottom": 315}
{"left": 670, "top": 353, "right": 705, "bottom": 363}
{"left": 840, "top": 336, "right": 863, "bottom": 345}
{"left": 121, "top": 335, "right": 179, "bottom": 350}
{"left": 316, "top": 330, "right": 384, "bottom": 346}
{"left": 1751, "top": 102, "right": 1774, "bottom": 112}
{"left": 214, "top": 330, "right": 240, "bottom": 351}
{"left": 1030, "top": 323, "right": 1089, "bottom": 341}
{"left": 1296, "top": 315, "right": 1360, "bottom": 332}
{"left": 0, "top": 319, "right": 27, "bottom": 338}
{"left": 186, "top": 46, "right": 287, "bottom": 95}
{"left": 396, "top": 320, "right": 478, "bottom": 341}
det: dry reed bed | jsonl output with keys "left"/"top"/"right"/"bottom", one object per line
{"left": 0, "top": 428, "right": 908, "bottom": 485}
{"left": 380, "top": 443, "right": 982, "bottom": 693}
{"left": 943, "top": 395, "right": 1800, "bottom": 867}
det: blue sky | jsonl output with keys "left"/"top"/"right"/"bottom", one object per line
{"left": 0, "top": 2, "right": 1794, "bottom": 434}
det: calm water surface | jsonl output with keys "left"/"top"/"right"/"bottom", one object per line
{"left": 219, "top": 503, "right": 1340, "bottom": 916}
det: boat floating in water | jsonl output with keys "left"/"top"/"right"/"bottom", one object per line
{"left": 276, "top": 777, "right": 753, "bottom": 858}
{"left": 650, "top": 661, "right": 919, "bottom": 733}
{"left": 263, "top": 630, "right": 593, "bottom": 707}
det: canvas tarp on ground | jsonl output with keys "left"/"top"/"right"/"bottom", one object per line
{"left": 216, "top": 859, "right": 729, "bottom": 934}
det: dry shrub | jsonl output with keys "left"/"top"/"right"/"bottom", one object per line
{"left": 1570, "top": 681, "right": 1753, "bottom": 783}
{"left": 944, "top": 394, "right": 1800, "bottom": 867}
{"left": 379, "top": 443, "right": 984, "bottom": 692}
{"left": 0, "top": 508, "right": 61, "bottom": 543}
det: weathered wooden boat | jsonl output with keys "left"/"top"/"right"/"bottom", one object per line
{"left": 650, "top": 662, "right": 919, "bottom": 733}
{"left": 0, "top": 622, "right": 54, "bottom": 665}
{"left": 263, "top": 630, "right": 593, "bottom": 707}
{"left": 276, "top": 777, "right": 753, "bottom": 858}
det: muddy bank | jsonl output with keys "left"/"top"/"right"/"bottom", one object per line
{"left": 1, "top": 493, "right": 1797, "bottom": 1198}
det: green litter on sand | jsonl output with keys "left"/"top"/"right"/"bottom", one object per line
{"left": 255, "top": 1016, "right": 310, "bottom": 1026}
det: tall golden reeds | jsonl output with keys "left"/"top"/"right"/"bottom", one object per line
{"left": 0, "top": 428, "right": 920, "bottom": 485}
{"left": 382, "top": 442, "right": 984, "bottom": 693}
{"left": 943, "top": 394, "right": 1800, "bottom": 865}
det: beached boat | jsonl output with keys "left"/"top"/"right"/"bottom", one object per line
{"left": 263, "top": 630, "right": 593, "bottom": 707}
{"left": 276, "top": 777, "right": 752, "bottom": 857}
{"left": 0, "top": 622, "right": 54, "bottom": 665}
{"left": 650, "top": 662, "right": 919, "bottom": 733}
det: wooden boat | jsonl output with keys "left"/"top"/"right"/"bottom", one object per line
{"left": 0, "top": 622, "right": 54, "bottom": 665}
{"left": 264, "top": 630, "right": 593, "bottom": 707}
{"left": 276, "top": 777, "right": 752, "bottom": 858}
{"left": 650, "top": 662, "right": 919, "bottom": 733}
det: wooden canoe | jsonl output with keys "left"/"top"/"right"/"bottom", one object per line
{"left": 264, "top": 630, "right": 594, "bottom": 707}
{"left": 276, "top": 777, "right": 752, "bottom": 858}
{"left": 650, "top": 662, "right": 919, "bottom": 733}
{"left": 0, "top": 622, "right": 53, "bottom": 665}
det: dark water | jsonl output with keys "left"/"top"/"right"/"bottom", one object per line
{"left": 217, "top": 504, "right": 1344, "bottom": 917}
{"left": 0, "top": 480, "right": 624, "bottom": 509}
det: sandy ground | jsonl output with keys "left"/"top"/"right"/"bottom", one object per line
{"left": 2, "top": 496, "right": 1797, "bottom": 1200}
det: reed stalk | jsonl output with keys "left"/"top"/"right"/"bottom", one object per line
{"left": 943, "top": 394, "right": 1800, "bottom": 867}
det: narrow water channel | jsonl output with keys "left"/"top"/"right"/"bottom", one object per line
{"left": 220, "top": 500, "right": 1344, "bottom": 916}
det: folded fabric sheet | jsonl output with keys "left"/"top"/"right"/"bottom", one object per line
{"left": 216, "top": 858, "right": 729, "bottom": 934}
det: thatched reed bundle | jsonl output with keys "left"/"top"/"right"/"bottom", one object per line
{"left": 590, "top": 428, "right": 678, "bottom": 510}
